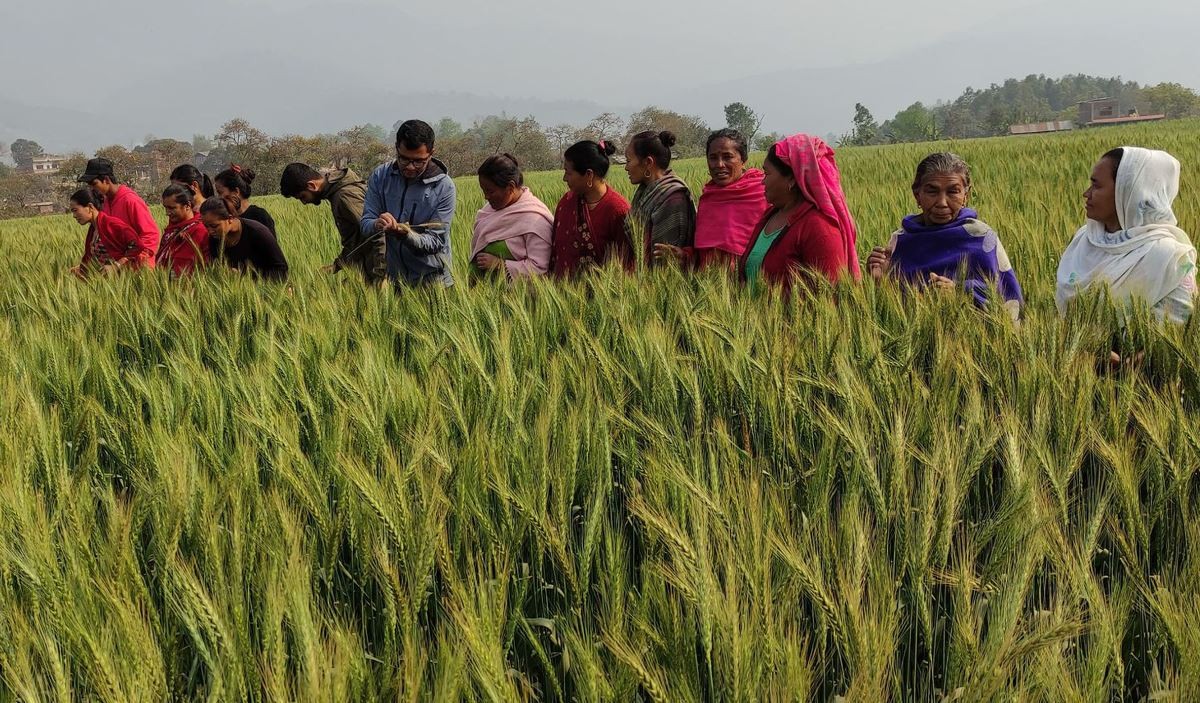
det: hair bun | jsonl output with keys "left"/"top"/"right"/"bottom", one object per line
{"left": 502, "top": 152, "right": 520, "bottom": 168}
{"left": 599, "top": 140, "right": 617, "bottom": 157}
{"left": 658, "top": 131, "right": 677, "bottom": 149}
{"left": 241, "top": 168, "right": 257, "bottom": 184}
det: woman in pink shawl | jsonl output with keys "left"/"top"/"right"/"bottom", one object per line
{"left": 656, "top": 129, "right": 767, "bottom": 270}
{"left": 739, "top": 134, "right": 861, "bottom": 295}
{"left": 471, "top": 154, "right": 554, "bottom": 280}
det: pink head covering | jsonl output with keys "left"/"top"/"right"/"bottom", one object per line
{"left": 772, "top": 134, "right": 861, "bottom": 279}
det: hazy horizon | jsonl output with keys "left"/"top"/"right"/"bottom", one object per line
{"left": 2, "top": 0, "right": 1197, "bottom": 154}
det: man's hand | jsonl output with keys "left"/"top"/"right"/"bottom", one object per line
{"left": 375, "top": 213, "right": 397, "bottom": 232}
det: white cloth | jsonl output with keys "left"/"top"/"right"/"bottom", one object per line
{"left": 1056, "top": 146, "right": 1197, "bottom": 322}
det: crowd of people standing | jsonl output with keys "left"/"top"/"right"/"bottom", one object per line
{"left": 69, "top": 118, "right": 1197, "bottom": 327}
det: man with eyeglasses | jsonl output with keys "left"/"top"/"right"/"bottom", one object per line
{"left": 361, "top": 119, "right": 457, "bottom": 287}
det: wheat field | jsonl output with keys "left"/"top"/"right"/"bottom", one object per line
{"left": 0, "top": 122, "right": 1198, "bottom": 701}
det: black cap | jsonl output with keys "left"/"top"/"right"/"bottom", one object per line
{"left": 77, "top": 157, "right": 115, "bottom": 183}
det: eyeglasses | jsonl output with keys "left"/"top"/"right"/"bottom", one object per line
{"left": 395, "top": 154, "right": 431, "bottom": 168}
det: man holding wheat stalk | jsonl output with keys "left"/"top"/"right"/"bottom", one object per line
{"left": 360, "top": 120, "right": 456, "bottom": 288}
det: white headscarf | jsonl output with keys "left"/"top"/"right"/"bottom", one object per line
{"left": 1056, "top": 146, "right": 1197, "bottom": 317}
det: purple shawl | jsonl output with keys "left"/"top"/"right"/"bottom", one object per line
{"left": 890, "top": 208, "right": 1024, "bottom": 309}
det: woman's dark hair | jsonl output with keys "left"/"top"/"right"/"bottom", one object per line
{"left": 477, "top": 153, "right": 523, "bottom": 189}
{"left": 396, "top": 120, "right": 436, "bottom": 150}
{"left": 162, "top": 183, "right": 195, "bottom": 208}
{"left": 564, "top": 139, "right": 617, "bottom": 178}
{"left": 215, "top": 165, "right": 256, "bottom": 198}
{"left": 280, "top": 162, "right": 323, "bottom": 198}
{"left": 912, "top": 152, "right": 972, "bottom": 191}
{"left": 69, "top": 188, "right": 102, "bottom": 209}
{"left": 765, "top": 145, "right": 793, "bottom": 180}
{"left": 706, "top": 129, "right": 749, "bottom": 161}
{"left": 169, "top": 164, "right": 215, "bottom": 198}
{"left": 199, "top": 195, "right": 240, "bottom": 219}
{"left": 629, "top": 131, "right": 676, "bottom": 168}
{"left": 1102, "top": 148, "right": 1124, "bottom": 179}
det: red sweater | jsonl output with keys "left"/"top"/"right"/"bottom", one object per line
{"left": 551, "top": 188, "right": 633, "bottom": 277}
{"left": 80, "top": 212, "right": 154, "bottom": 269}
{"left": 105, "top": 185, "right": 161, "bottom": 258}
{"left": 157, "top": 215, "right": 211, "bottom": 275}
{"left": 739, "top": 202, "right": 852, "bottom": 295}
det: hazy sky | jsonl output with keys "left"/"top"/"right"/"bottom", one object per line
{"left": 2, "top": 0, "right": 1197, "bottom": 152}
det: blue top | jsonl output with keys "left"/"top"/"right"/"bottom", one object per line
{"left": 744, "top": 227, "right": 785, "bottom": 292}
{"left": 361, "top": 158, "right": 456, "bottom": 287}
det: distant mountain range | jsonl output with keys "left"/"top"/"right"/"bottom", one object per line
{"left": 2, "top": 0, "right": 1196, "bottom": 155}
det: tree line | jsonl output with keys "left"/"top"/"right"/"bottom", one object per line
{"left": 0, "top": 103, "right": 774, "bottom": 219}
{"left": 841, "top": 75, "right": 1200, "bottom": 146}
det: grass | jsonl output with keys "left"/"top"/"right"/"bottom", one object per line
{"left": 0, "top": 120, "right": 1198, "bottom": 700}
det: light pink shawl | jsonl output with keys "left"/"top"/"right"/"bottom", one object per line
{"left": 470, "top": 187, "right": 554, "bottom": 278}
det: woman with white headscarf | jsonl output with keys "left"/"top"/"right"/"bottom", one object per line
{"left": 1057, "top": 146, "right": 1197, "bottom": 324}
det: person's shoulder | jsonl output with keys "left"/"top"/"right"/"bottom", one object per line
{"left": 368, "top": 161, "right": 393, "bottom": 180}
{"left": 241, "top": 217, "right": 274, "bottom": 238}
{"left": 606, "top": 189, "right": 631, "bottom": 213}
{"left": 962, "top": 217, "right": 997, "bottom": 237}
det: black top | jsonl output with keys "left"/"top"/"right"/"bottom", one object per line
{"left": 210, "top": 218, "right": 289, "bottom": 281}
{"left": 243, "top": 204, "right": 277, "bottom": 238}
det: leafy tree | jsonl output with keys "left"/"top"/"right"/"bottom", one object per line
{"left": 333, "top": 126, "right": 391, "bottom": 171}
{"left": 845, "top": 103, "right": 878, "bottom": 146}
{"left": 0, "top": 172, "right": 53, "bottom": 216}
{"left": 624, "top": 107, "right": 709, "bottom": 158}
{"left": 11, "top": 139, "right": 44, "bottom": 171}
{"left": 575, "top": 113, "right": 627, "bottom": 144}
{"left": 753, "top": 131, "right": 783, "bottom": 152}
{"left": 431, "top": 118, "right": 465, "bottom": 141}
{"left": 1140, "top": 83, "right": 1200, "bottom": 119}
{"left": 881, "top": 103, "right": 939, "bottom": 143}
{"left": 544, "top": 123, "right": 577, "bottom": 154}
{"left": 94, "top": 145, "right": 150, "bottom": 187}
{"left": 724, "top": 102, "right": 764, "bottom": 144}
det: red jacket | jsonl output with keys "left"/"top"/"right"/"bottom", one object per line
{"left": 157, "top": 215, "right": 211, "bottom": 275}
{"left": 80, "top": 212, "right": 154, "bottom": 269}
{"left": 105, "top": 185, "right": 161, "bottom": 258}
{"left": 739, "top": 202, "right": 852, "bottom": 295}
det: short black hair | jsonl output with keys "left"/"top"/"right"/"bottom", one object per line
{"left": 564, "top": 139, "right": 617, "bottom": 178}
{"left": 280, "top": 162, "right": 323, "bottom": 199}
{"left": 706, "top": 129, "right": 749, "bottom": 161}
{"left": 396, "top": 120, "right": 435, "bottom": 151}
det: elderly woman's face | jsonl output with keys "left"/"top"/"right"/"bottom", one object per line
{"left": 1085, "top": 157, "right": 1119, "bottom": 229}
{"left": 707, "top": 138, "right": 746, "bottom": 187}
{"left": 914, "top": 173, "right": 969, "bottom": 225}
